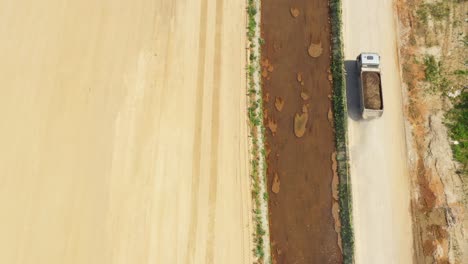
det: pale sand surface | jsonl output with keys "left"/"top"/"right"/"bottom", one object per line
{"left": 342, "top": 0, "right": 414, "bottom": 263}
{"left": 0, "top": 1, "right": 252, "bottom": 263}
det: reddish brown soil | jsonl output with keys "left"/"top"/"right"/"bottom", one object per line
{"left": 261, "top": 1, "right": 342, "bottom": 263}
{"left": 362, "top": 72, "right": 383, "bottom": 110}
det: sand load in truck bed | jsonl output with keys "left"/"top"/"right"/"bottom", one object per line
{"left": 362, "top": 71, "right": 383, "bottom": 110}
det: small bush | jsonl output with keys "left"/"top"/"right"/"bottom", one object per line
{"left": 423, "top": 55, "right": 450, "bottom": 92}
{"left": 416, "top": 6, "right": 429, "bottom": 24}
{"left": 428, "top": 2, "right": 450, "bottom": 21}
{"left": 424, "top": 55, "right": 440, "bottom": 83}
{"left": 417, "top": 2, "right": 450, "bottom": 24}
{"left": 462, "top": 35, "right": 468, "bottom": 47}
{"left": 453, "top": 69, "right": 468, "bottom": 76}
{"left": 446, "top": 90, "right": 468, "bottom": 173}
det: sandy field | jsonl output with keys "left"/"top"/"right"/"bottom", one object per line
{"left": 261, "top": 1, "right": 342, "bottom": 263}
{"left": 0, "top": 1, "right": 252, "bottom": 264}
{"left": 342, "top": 0, "right": 414, "bottom": 263}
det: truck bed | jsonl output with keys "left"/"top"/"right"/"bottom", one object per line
{"left": 361, "top": 71, "right": 383, "bottom": 110}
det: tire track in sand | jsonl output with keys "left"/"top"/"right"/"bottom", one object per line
{"left": 205, "top": 0, "right": 224, "bottom": 262}
{"left": 186, "top": 0, "right": 209, "bottom": 262}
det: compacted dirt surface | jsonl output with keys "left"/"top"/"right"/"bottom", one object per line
{"left": 342, "top": 0, "right": 414, "bottom": 263}
{"left": 0, "top": 1, "right": 253, "bottom": 263}
{"left": 261, "top": 1, "right": 342, "bottom": 263}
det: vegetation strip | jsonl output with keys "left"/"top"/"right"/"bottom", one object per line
{"left": 329, "top": 0, "right": 355, "bottom": 263}
{"left": 446, "top": 91, "right": 467, "bottom": 176}
{"left": 422, "top": 54, "right": 467, "bottom": 176}
{"left": 246, "top": 0, "right": 271, "bottom": 263}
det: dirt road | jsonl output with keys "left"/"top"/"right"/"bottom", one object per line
{"left": 342, "top": 0, "right": 414, "bottom": 263}
{"left": 0, "top": 1, "right": 252, "bottom": 263}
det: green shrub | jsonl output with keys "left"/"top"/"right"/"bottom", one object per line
{"left": 417, "top": 2, "right": 450, "bottom": 24}
{"left": 428, "top": 2, "right": 450, "bottom": 21}
{"left": 416, "top": 5, "right": 429, "bottom": 24}
{"left": 453, "top": 69, "right": 468, "bottom": 76}
{"left": 446, "top": 90, "right": 468, "bottom": 173}
{"left": 424, "top": 55, "right": 440, "bottom": 83}
{"left": 423, "top": 55, "right": 450, "bottom": 92}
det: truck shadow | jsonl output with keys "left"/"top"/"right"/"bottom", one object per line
{"left": 345, "top": 60, "right": 362, "bottom": 121}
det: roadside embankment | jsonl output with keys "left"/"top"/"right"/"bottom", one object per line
{"left": 395, "top": 0, "right": 467, "bottom": 262}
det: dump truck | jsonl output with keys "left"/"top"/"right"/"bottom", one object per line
{"left": 356, "top": 52, "right": 383, "bottom": 119}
